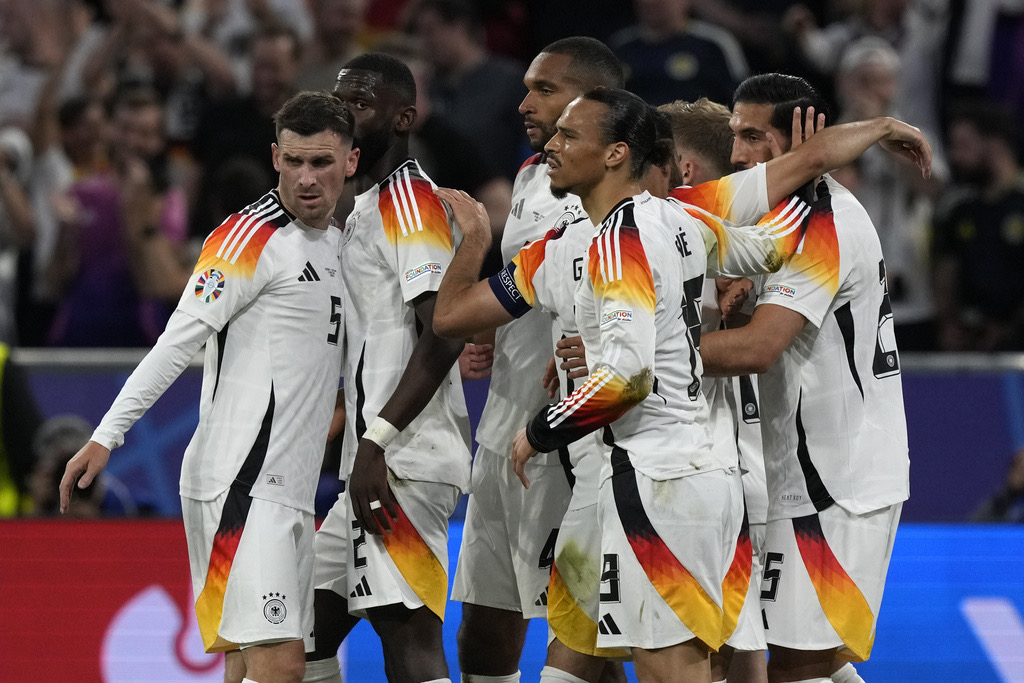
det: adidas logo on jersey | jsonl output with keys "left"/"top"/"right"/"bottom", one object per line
{"left": 534, "top": 589, "right": 548, "bottom": 607}
{"left": 350, "top": 576, "right": 372, "bottom": 599}
{"left": 298, "top": 262, "right": 321, "bottom": 282}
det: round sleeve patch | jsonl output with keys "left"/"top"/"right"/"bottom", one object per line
{"left": 195, "top": 268, "right": 226, "bottom": 302}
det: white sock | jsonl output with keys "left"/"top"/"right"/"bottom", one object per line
{"left": 242, "top": 679, "right": 257, "bottom": 683}
{"left": 831, "top": 662, "right": 865, "bottom": 682}
{"left": 788, "top": 678, "right": 831, "bottom": 683}
{"left": 463, "top": 674, "right": 521, "bottom": 683}
{"left": 303, "top": 656, "right": 343, "bottom": 682}
{"left": 539, "top": 666, "right": 589, "bottom": 683}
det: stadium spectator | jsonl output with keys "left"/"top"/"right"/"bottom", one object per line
{"left": 609, "top": 0, "right": 749, "bottom": 106}
{"left": 410, "top": 0, "right": 526, "bottom": 180}
{"left": 295, "top": 0, "right": 371, "bottom": 92}
{"left": 28, "top": 414, "right": 138, "bottom": 517}
{"left": 933, "top": 99, "right": 1024, "bottom": 351}
{"left": 834, "top": 37, "right": 939, "bottom": 350}
{"left": 47, "top": 87, "right": 189, "bottom": 347}
{"left": 0, "top": 126, "right": 35, "bottom": 345}
{"left": 971, "top": 446, "right": 1024, "bottom": 522}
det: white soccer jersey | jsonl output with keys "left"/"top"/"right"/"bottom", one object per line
{"left": 668, "top": 163, "right": 770, "bottom": 227}
{"left": 754, "top": 176, "right": 910, "bottom": 520}
{"left": 173, "top": 190, "right": 344, "bottom": 512}
{"left": 474, "top": 154, "right": 587, "bottom": 460}
{"left": 340, "top": 158, "right": 471, "bottom": 491}
{"left": 509, "top": 191, "right": 812, "bottom": 480}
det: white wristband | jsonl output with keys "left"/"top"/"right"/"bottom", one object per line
{"left": 364, "top": 417, "right": 400, "bottom": 449}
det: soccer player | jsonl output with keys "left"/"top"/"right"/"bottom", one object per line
{"left": 448, "top": 36, "right": 625, "bottom": 683}
{"left": 700, "top": 73, "right": 920, "bottom": 683}
{"left": 301, "top": 53, "right": 470, "bottom": 683}
{"left": 59, "top": 90, "right": 359, "bottom": 683}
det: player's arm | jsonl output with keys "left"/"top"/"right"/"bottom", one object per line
{"left": 687, "top": 194, "right": 813, "bottom": 278}
{"left": 433, "top": 187, "right": 516, "bottom": 339}
{"left": 512, "top": 226, "right": 656, "bottom": 487}
{"left": 59, "top": 310, "right": 214, "bottom": 512}
{"left": 764, "top": 107, "right": 932, "bottom": 207}
{"left": 349, "top": 289, "right": 466, "bottom": 535}
{"left": 700, "top": 303, "right": 807, "bottom": 376}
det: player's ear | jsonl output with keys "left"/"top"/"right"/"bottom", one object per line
{"left": 346, "top": 147, "right": 360, "bottom": 178}
{"left": 605, "top": 141, "right": 628, "bottom": 171}
{"left": 396, "top": 105, "right": 416, "bottom": 134}
{"left": 271, "top": 142, "right": 280, "bottom": 172}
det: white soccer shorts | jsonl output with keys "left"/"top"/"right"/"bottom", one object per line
{"left": 451, "top": 444, "right": 572, "bottom": 618}
{"left": 315, "top": 473, "right": 460, "bottom": 621}
{"left": 760, "top": 502, "right": 902, "bottom": 662}
{"left": 596, "top": 460, "right": 742, "bottom": 653}
{"left": 183, "top": 491, "right": 315, "bottom": 653}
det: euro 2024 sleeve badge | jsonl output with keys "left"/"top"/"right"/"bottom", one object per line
{"left": 195, "top": 269, "right": 226, "bottom": 303}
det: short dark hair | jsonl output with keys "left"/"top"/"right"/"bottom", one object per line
{"left": 340, "top": 51, "right": 417, "bottom": 106}
{"left": 274, "top": 90, "right": 355, "bottom": 141}
{"left": 542, "top": 36, "right": 624, "bottom": 91}
{"left": 947, "top": 98, "right": 1018, "bottom": 152}
{"left": 733, "top": 73, "right": 832, "bottom": 137}
{"left": 658, "top": 98, "right": 733, "bottom": 178}
{"left": 583, "top": 88, "right": 673, "bottom": 180}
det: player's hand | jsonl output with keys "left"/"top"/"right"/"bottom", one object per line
{"left": 555, "top": 335, "right": 588, "bottom": 379}
{"left": 542, "top": 356, "right": 560, "bottom": 399}
{"left": 716, "top": 277, "right": 753, "bottom": 317}
{"left": 768, "top": 105, "right": 825, "bottom": 158}
{"left": 349, "top": 439, "right": 399, "bottom": 535}
{"left": 878, "top": 118, "right": 933, "bottom": 179}
{"left": 511, "top": 428, "right": 539, "bottom": 488}
{"left": 434, "top": 187, "right": 490, "bottom": 249}
{"left": 59, "top": 441, "right": 110, "bottom": 514}
{"left": 459, "top": 342, "right": 494, "bottom": 381}
{"left": 327, "top": 389, "right": 345, "bottom": 442}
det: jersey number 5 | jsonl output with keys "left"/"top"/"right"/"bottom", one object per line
{"left": 328, "top": 296, "right": 342, "bottom": 345}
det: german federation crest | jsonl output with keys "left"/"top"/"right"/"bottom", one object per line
{"left": 195, "top": 269, "right": 225, "bottom": 302}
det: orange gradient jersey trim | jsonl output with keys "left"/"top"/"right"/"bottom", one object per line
{"left": 380, "top": 172, "right": 452, "bottom": 253}
{"left": 381, "top": 503, "right": 448, "bottom": 620}
{"left": 793, "top": 514, "right": 876, "bottom": 661}
{"left": 194, "top": 215, "right": 277, "bottom": 280}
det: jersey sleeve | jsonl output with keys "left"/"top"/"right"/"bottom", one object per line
{"left": 525, "top": 224, "right": 655, "bottom": 453}
{"left": 380, "top": 170, "right": 455, "bottom": 303}
{"left": 487, "top": 227, "right": 561, "bottom": 318}
{"left": 91, "top": 310, "right": 214, "bottom": 450}
{"left": 684, "top": 194, "right": 812, "bottom": 278}
{"left": 755, "top": 196, "right": 841, "bottom": 327}
{"left": 177, "top": 214, "right": 277, "bottom": 330}
{"left": 669, "top": 163, "right": 769, "bottom": 225}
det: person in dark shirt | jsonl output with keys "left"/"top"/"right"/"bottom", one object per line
{"left": 933, "top": 100, "right": 1024, "bottom": 351}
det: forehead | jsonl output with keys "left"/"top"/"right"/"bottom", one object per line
{"left": 525, "top": 52, "right": 577, "bottom": 88}
{"left": 277, "top": 128, "right": 347, "bottom": 155}
{"left": 729, "top": 102, "right": 775, "bottom": 133}
{"left": 559, "top": 97, "right": 604, "bottom": 135}
{"left": 335, "top": 68, "right": 384, "bottom": 96}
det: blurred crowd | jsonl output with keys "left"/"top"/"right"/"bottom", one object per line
{"left": 0, "top": 0, "right": 1022, "bottom": 353}
{"left": 1, "top": 0, "right": 1023, "bottom": 518}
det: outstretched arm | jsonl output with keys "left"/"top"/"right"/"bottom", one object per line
{"left": 59, "top": 310, "right": 213, "bottom": 512}
{"left": 764, "top": 107, "right": 932, "bottom": 207}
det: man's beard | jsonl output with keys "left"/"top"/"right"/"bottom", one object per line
{"left": 550, "top": 184, "right": 569, "bottom": 199}
{"left": 529, "top": 121, "right": 558, "bottom": 153}
{"left": 352, "top": 127, "right": 391, "bottom": 178}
